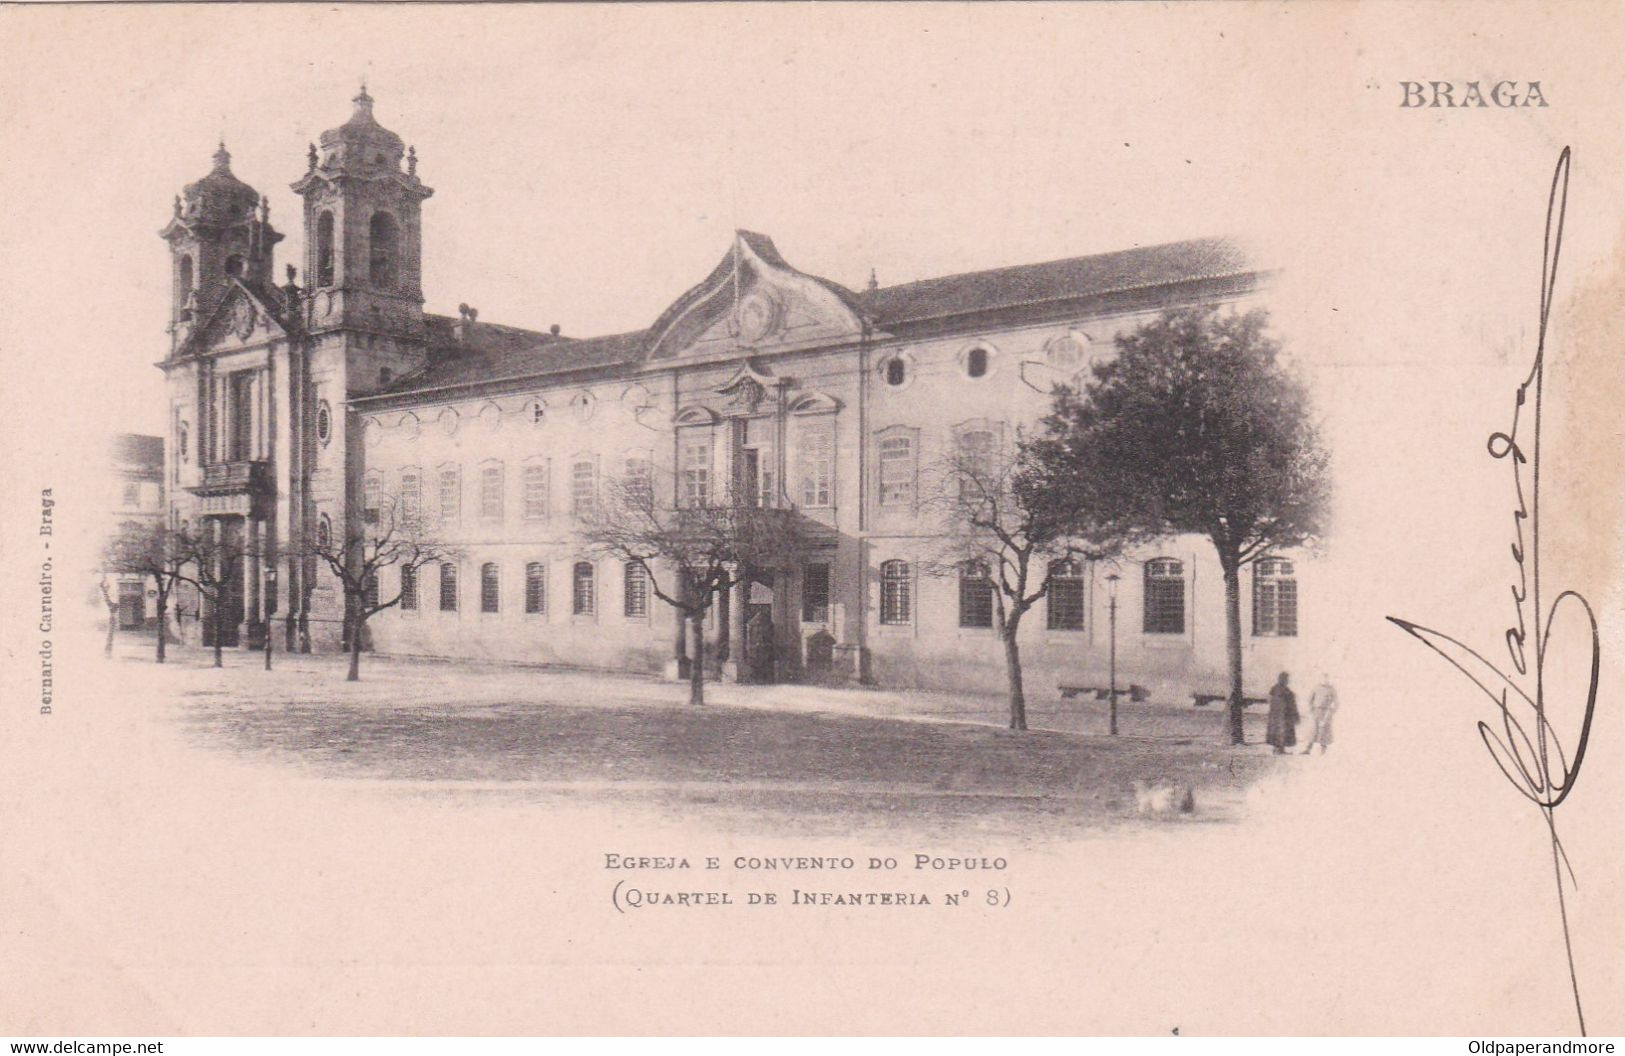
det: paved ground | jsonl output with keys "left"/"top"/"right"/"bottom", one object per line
{"left": 120, "top": 638, "right": 1282, "bottom": 839}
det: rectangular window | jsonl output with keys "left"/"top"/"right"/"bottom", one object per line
{"left": 572, "top": 461, "right": 597, "bottom": 520}
{"left": 400, "top": 565, "right": 418, "bottom": 611}
{"left": 1143, "top": 560, "right": 1186, "bottom": 635}
{"left": 480, "top": 465, "right": 504, "bottom": 521}
{"left": 122, "top": 482, "right": 140, "bottom": 508}
{"left": 523, "top": 463, "right": 549, "bottom": 521}
{"left": 400, "top": 472, "right": 421, "bottom": 532}
{"left": 802, "top": 563, "right": 830, "bottom": 623}
{"left": 623, "top": 561, "right": 649, "bottom": 618}
{"left": 798, "top": 419, "right": 834, "bottom": 507}
{"left": 880, "top": 561, "right": 911, "bottom": 626}
{"left": 364, "top": 474, "right": 381, "bottom": 525}
{"left": 1047, "top": 564, "right": 1086, "bottom": 631}
{"left": 624, "top": 457, "right": 652, "bottom": 507}
{"left": 573, "top": 562, "right": 595, "bottom": 615}
{"left": 228, "top": 371, "right": 255, "bottom": 461}
{"left": 438, "top": 468, "right": 460, "bottom": 526}
{"left": 957, "top": 429, "right": 997, "bottom": 505}
{"left": 363, "top": 572, "right": 379, "bottom": 611}
{"left": 878, "top": 434, "right": 915, "bottom": 506}
{"left": 525, "top": 562, "right": 546, "bottom": 614}
{"left": 1253, "top": 561, "right": 1299, "bottom": 637}
{"left": 480, "top": 563, "right": 500, "bottom": 613}
{"left": 958, "top": 564, "right": 995, "bottom": 629}
{"left": 439, "top": 563, "right": 458, "bottom": 613}
{"left": 681, "top": 432, "right": 711, "bottom": 508}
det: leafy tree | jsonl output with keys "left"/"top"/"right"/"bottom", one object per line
{"left": 923, "top": 438, "right": 1123, "bottom": 731}
{"left": 1026, "top": 306, "right": 1330, "bottom": 744}
{"left": 582, "top": 467, "right": 810, "bottom": 706}
{"left": 301, "top": 492, "right": 459, "bottom": 682}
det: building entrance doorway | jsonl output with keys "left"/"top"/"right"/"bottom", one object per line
{"left": 743, "top": 573, "right": 777, "bottom": 683}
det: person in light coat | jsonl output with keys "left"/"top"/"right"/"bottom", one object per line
{"left": 1302, "top": 674, "right": 1338, "bottom": 754}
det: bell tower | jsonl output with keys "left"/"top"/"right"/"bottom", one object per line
{"left": 160, "top": 143, "right": 282, "bottom": 353}
{"left": 291, "top": 87, "right": 434, "bottom": 343}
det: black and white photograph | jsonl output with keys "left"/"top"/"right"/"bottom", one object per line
{"left": 2, "top": 1, "right": 1622, "bottom": 1041}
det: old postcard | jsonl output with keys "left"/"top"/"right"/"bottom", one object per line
{"left": 1, "top": 1, "right": 1621, "bottom": 1039}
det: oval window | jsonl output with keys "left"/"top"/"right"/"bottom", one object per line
{"left": 966, "top": 347, "right": 988, "bottom": 378}
{"left": 316, "top": 402, "right": 332, "bottom": 444}
{"left": 884, "top": 358, "right": 906, "bottom": 387}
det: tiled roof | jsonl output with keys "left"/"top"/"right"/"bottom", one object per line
{"left": 113, "top": 433, "right": 164, "bottom": 468}
{"left": 362, "top": 236, "right": 1253, "bottom": 402}
{"left": 369, "top": 320, "right": 647, "bottom": 401}
{"left": 857, "top": 236, "right": 1251, "bottom": 327}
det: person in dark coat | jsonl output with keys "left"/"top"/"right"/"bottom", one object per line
{"left": 1265, "top": 671, "right": 1298, "bottom": 754}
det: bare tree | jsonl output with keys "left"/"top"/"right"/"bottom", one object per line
{"left": 103, "top": 523, "right": 200, "bottom": 664}
{"left": 582, "top": 468, "right": 808, "bottom": 706}
{"left": 923, "top": 437, "right": 1125, "bottom": 731}
{"left": 301, "top": 492, "right": 459, "bottom": 682}
{"left": 174, "top": 524, "right": 248, "bottom": 669}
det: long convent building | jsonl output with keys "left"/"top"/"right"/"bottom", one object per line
{"left": 160, "top": 90, "right": 1309, "bottom": 697}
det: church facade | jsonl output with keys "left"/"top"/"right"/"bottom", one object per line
{"left": 160, "top": 90, "right": 1311, "bottom": 699}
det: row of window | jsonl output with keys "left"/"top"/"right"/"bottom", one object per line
{"left": 875, "top": 332, "right": 1090, "bottom": 390}
{"left": 373, "top": 555, "right": 1297, "bottom": 636}
{"left": 395, "top": 559, "right": 649, "bottom": 619}
{"left": 876, "top": 557, "right": 1299, "bottom": 637}
{"left": 373, "top": 458, "right": 619, "bottom": 527}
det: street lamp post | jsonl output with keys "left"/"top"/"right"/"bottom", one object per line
{"left": 263, "top": 562, "right": 277, "bottom": 671}
{"left": 1106, "top": 572, "right": 1120, "bottom": 736}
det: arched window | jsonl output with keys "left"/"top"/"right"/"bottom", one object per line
{"left": 623, "top": 561, "right": 649, "bottom": 618}
{"left": 315, "top": 211, "right": 336, "bottom": 287}
{"left": 1143, "top": 558, "right": 1185, "bottom": 635}
{"left": 572, "top": 561, "right": 595, "bottom": 615}
{"left": 175, "top": 255, "right": 194, "bottom": 315}
{"left": 965, "top": 346, "right": 989, "bottom": 378}
{"left": 877, "top": 429, "right": 916, "bottom": 507}
{"left": 1047, "top": 559, "right": 1085, "bottom": 631}
{"left": 880, "top": 560, "right": 911, "bottom": 625}
{"left": 438, "top": 562, "right": 458, "bottom": 612}
{"left": 524, "top": 562, "right": 546, "bottom": 614}
{"left": 369, "top": 211, "right": 399, "bottom": 288}
{"left": 958, "top": 560, "right": 995, "bottom": 629}
{"left": 480, "top": 563, "right": 500, "bottom": 613}
{"left": 1253, "top": 558, "right": 1298, "bottom": 637}
{"left": 400, "top": 565, "right": 418, "bottom": 611}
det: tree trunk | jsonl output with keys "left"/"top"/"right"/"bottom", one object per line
{"left": 104, "top": 603, "right": 117, "bottom": 656}
{"left": 347, "top": 614, "right": 363, "bottom": 682}
{"left": 1002, "top": 621, "right": 1027, "bottom": 731}
{"left": 1222, "top": 558, "right": 1245, "bottom": 745}
{"left": 155, "top": 595, "right": 168, "bottom": 663}
{"left": 716, "top": 582, "right": 732, "bottom": 663}
{"left": 689, "top": 611, "right": 706, "bottom": 706}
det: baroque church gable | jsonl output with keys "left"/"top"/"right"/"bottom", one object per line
{"left": 181, "top": 280, "right": 291, "bottom": 359}
{"left": 644, "top": 230, "right": 867, "bottom": 363}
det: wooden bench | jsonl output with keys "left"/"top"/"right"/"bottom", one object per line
{"left": 1192, "top": 692, "right": 1267, "bottom": 708}
{"left": 1059, "top": 683, "right": 1149, "bottom": 703}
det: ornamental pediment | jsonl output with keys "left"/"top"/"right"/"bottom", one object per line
{"left": 645, "top": 231, "right": 866, "bottom": 361}
{"left": 184, "top": 281, "right": 288, "bottom": 358}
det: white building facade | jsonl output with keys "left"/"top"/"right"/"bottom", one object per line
{"left": 161, "top": 91, "right": 1312, "bottom": 699}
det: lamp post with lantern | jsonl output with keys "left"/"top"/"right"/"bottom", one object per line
{"left": 1106, "top": 572, "right": 1121, "bottom": 736}
{"left": 263, "top": 560, "right": 277, "bottom": 671}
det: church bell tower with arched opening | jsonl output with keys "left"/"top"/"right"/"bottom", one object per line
{"left": 291, "top": 86, "right": 434, "bottom": 372}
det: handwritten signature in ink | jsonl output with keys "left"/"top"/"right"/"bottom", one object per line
{"left": 1387, "top": 147, "right": 1601, "bottom": 1036}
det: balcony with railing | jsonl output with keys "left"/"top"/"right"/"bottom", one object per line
{"left": 190, "top": 459, "right": 274, "bottom": 498}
